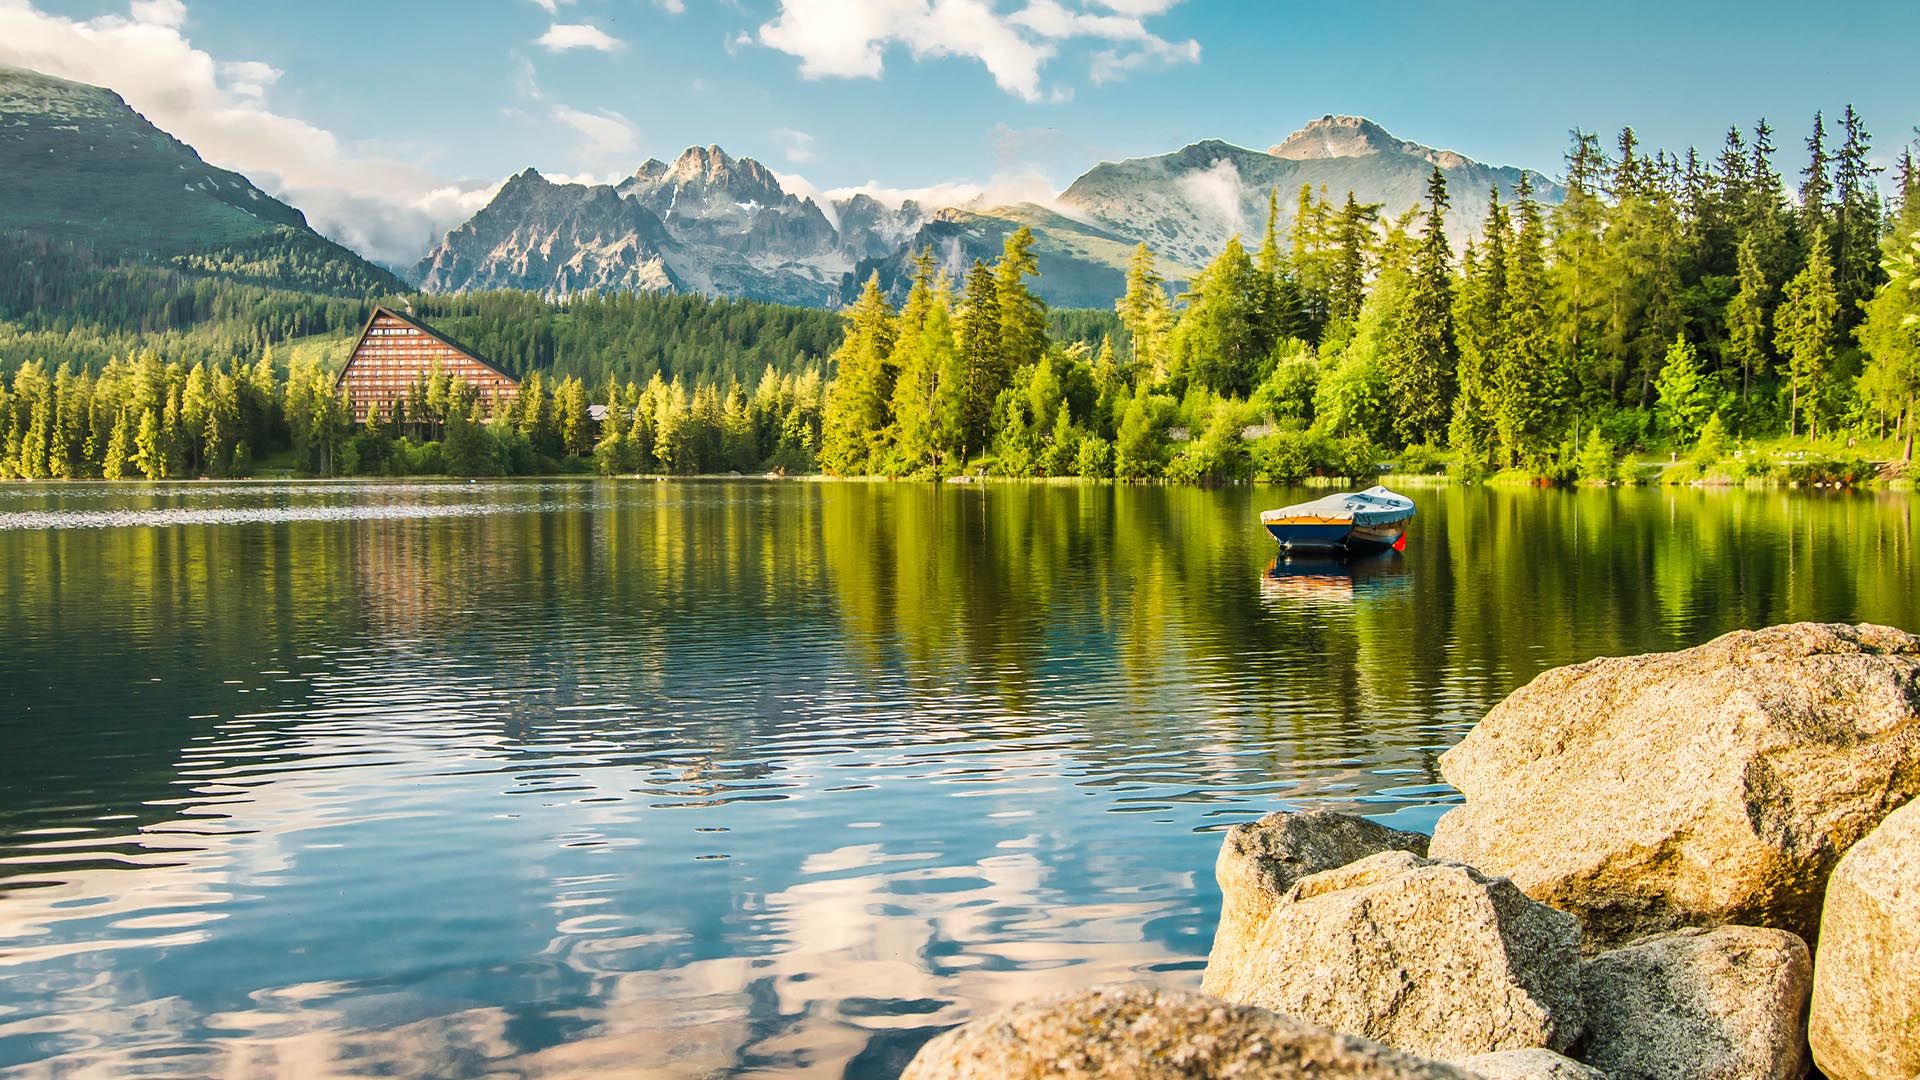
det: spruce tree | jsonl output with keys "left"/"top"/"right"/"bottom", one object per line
{"left": 1116, "top": 243, "right": 1170, "bottom": 382}
{"left": 1725, "top": 235, "right": 1773, "bottom": 405}
{"left": 1329, "top": 193, "right": 1383, "bottom": 326}
{"left": 1493, "top": 173, "right": 1561, "bottom": 468}
{"left": 1775, "top": 226, "right": 1838, "bottom": 439}
{"left": 1449, "top": 186, "right": 1508, "bottom": 467}
{"left": 958, "top": 259, "right": 1003, "bottom": 460}
{"left": 1388, "top": 166, "right": 1457, "bottom": 447}
{"left": 1654, "top": 335, "right": 1715, "bottom": 444}
{"left": 102, "top": 408, "right": 133, "bottom": 480}
{"left": 818, "top": 274, "right": 899, "bottom": 475}
{"left": 1799, "top": 112, "right": 1832, "bottom": 237}
{"left": 1832, "top": 104, "right": 1885, "bottom": 328}
{"left": 995, "top": 226, "right": 1047, "bottom": 374}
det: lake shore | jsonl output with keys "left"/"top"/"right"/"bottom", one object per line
{"left": 906, "top": 622, "right": 1920, "bottom": 1080}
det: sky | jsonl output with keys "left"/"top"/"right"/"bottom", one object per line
{"left": 2, "top": 0, "right": 1916, "bottom": 267}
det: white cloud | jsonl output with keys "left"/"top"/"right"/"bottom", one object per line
{"left": 654, "top": 0, "right": 686, "bottom": 12}
{"left": 773, "top": 127, "right": 816, "bottom": 164}
{"left": 126, "top": 0, "right": 184, "bottom": 27}
{"left": 523, "top": 0, "right": 570, "bottom": 13}
{"left": 535, "top": 22, "right": 625, "bottom": 53}
{"left": 754, "top": 0, "right": 1197, "bottom": 103}
{"left": 0, "top": 0, "right": 495, "bottom": 266}
{"left": 551, "top": 104, "right": 638, "bottom": 162}
{"left": 1178, "top": 157, "right": 1249, "bottom": 239}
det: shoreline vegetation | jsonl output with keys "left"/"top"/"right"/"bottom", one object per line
{"left": 3, "top": 115, "right": 1918, "bottom": 491}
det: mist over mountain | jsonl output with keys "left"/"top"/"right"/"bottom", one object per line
{"left": 0, "top": 63, "right": 1562, "bottom": 311}
{"left": 0, "top": 63, "right": 401, "bottom": 295}
{"left": 411, "top": 115, "right": 1560, "bottom": 310}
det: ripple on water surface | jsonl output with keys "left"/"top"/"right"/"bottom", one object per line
{"left": 0, "top": 479, "right": 1912, "bottom": 1077}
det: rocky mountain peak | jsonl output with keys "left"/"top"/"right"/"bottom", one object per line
{"left": 1270, "top": 115, "right": 1473, "bottom": 170}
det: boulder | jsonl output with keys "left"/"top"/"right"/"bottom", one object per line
{"left": 1430, "top": 622, "right": 1920, "bottom": 946}
{"left": 899, "top": 983, "right": 1479, "bottom": 1080}
{"left": 1808, "top": 797, "right": 1920, "bottom": 1080}
{"left": 1207, "top": 809, "right": 1430, "bottom": 989}
{"left": 1205, "top": 850, "right": 1586, "bottom": 1059}
{"left": 1454, "top": 1049, "right": 1609, "bottom": 1080}
{"left": 1578, "top": 925, "right": 1811, "bottom": 1080}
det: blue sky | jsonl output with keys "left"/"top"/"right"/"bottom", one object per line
{"left": 4, "top": 0, "right": 1916, "bottom": 264}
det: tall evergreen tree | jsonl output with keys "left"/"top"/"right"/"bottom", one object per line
{"left": 1799, "top": 112, "right": 1832, "bottom": 236}
{"left": 996, "top": 227, "right": 1048, "bottom": 374}
{"left": 1725, "top": 235, "right": 1773, "bottom": 405}
{"left": 1832, "top": 104, "right": 1885, "bottom": 328}
{"left": 1388, "top": 166, "right": 1457, "bottom": 446}
{"left": 1493, "top": 174, "right": 1562, "bottom": 467}
{"left": 958, "top": 258, "right": 1003, "bottom": 459}
{"left": 818, "top": 274, "right": 899, "bottom": 475}
{"left": 1449, "top": 186, "right": 1509, "bottom": 466}
{"left": 1115, "top": 243, "right": 1171, "bottom": 383}
{"left": 1775, "top": 226, "right": 1838, "bottom": 438}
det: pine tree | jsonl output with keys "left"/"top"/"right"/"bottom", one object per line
{"left": 1388, "top": 166, "right": 1456, "bottom": 446}
{"left": 1493, "top": 173, "right": 1562, "bottom": 468}
{"left": 818, "top": 274, "right": 899, "bottom": 474}
{"left": 1328, "top": 193, "right": 1382, "bottom": 326}
{"left": 1831, "top": 104, "right": 1885, "bottom": 328}
{"left": 1725, "top": 235, "right": 1773, "bottom": 405}
{"left": 1449, "top": 186, "right": 1508, "bottom": 466}
{"left": 1116, "top": 243, "right": 1170, "bottom": 382}
{"left": 1654, "top": 335, "right": 1715, "bottom": 444}
{"left": 996, "top": 226, "right": 1047, "bottom": 374}
{"left": 102, "top": 408, "right": 133, "bottom": 480}
{"left": 958, "top": 258, "right": 1003, "bottom": 460}
{"left": 1775, "top": 226, "right": 1838, "bottom": 439}
{"left": 1799, "top": 112, "right": 1832, "bottom": 237}
{"left": 133, "top": 407, "right": 165, "bottom": 479}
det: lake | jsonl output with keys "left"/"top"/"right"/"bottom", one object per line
{"left": 0, "top": 479, "right": 1914, "bottom": 1078}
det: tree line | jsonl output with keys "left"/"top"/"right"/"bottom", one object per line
{"left": 3, "top": 107, "right": 1916, "bottom": 483}
{"left": 804, "top": 107, "right": 1919, "bottom": 483}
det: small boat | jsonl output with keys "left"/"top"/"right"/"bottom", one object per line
{"left": 1260, "top": 486, "right": 1415, "bottom": 553}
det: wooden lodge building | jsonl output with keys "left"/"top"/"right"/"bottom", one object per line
{"left": 334, "top": 306, "right": 520, "bottom": 424}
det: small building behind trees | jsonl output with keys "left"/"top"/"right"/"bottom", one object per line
{"left": 334, "top": 306, "right": 519, "bottom": 424}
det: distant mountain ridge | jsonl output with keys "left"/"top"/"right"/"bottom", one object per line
{"left": 0, "top": 62, "right": 1560, "bottom": 310}
{"left": 0, "top": 63, "right": 402, "bottom": 296}
{"left": 415, "top": 116, "right": 1560, "bottom": 310}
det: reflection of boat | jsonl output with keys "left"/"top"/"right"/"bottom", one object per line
{"left": 1260, "top": 553, "right": 1411, "bottom": 605}
{"left": 1260, "top": 486, "right": 1415, "bottom": 552}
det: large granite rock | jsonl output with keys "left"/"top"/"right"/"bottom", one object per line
{"left": 1205, "top": 850, "right": 1586, "bottom": 1059}
{"left": 1578, "top": 925, "right": 1812, "bottom": 1080}
{"left": 1454, "top": 1049, "right": 1609, "bottom": 1080}
{"left": 899, "top": 984, "right": 1479, "bottom": 1080}
{"left": 1431, "top": 622, "right": 1920, "bottom": 946}
{"left": 1808, "top": 797, "right": 1920, "bottom": 1080}
{"left": 1206, "top": 809, "right": 1430, "bottom": 990}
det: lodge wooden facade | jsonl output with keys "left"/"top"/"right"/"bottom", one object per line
{"left": 334, "top": 307, "right": 520, "bottom": 423}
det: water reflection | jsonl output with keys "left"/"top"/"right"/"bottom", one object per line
{"left": 1259, "top": 553, "right": 1412, "bottom": 608}
{"left": 0, "top": 479, "right": 1913, "bottom": 1077}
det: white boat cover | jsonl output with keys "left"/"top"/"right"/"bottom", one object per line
{"left": 1265, "top": 486, "right": 1415, "bottom": 525}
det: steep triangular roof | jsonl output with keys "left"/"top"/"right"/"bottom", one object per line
{"left": 334, "top": 305, "right": 520, "bottom": 390}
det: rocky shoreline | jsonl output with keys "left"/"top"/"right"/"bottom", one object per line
{"left": 902, "top": 622, "right": 1920, "bottom": 1079}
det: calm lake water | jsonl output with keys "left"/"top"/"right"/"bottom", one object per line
{"left": 1, "top": 479, "right": 1914, "bottom": 1078}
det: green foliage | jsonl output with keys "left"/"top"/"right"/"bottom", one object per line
{"left": 1576, "top": 434, "right": 1619, "bottom": 485}
{"left": 1653, "top": 334, "right": 1718, "bottom": 443}
{"left": 1395, "top": 444, "right": 1447, "bottom": 475}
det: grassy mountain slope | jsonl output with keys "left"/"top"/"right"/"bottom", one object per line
{"left": 0, "top": 64, "right": 402, "bottom": 295}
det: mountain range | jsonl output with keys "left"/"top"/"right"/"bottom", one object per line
{"left": 417, "top": 114, "right": 1561, "bottom": 310}
{"left": 0, "top": 63, "right": 1560, "bottom": 311}
{"left": 0, "top": 64, "right": 401, "bottom": 295}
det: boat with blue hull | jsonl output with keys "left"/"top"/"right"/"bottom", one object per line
{"left": 1261, "top": 486, "right": 1415, "bottom": 553}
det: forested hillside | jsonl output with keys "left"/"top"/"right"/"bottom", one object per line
{"left": 2, "top": 109, "right": 1914, "bottom": 484}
